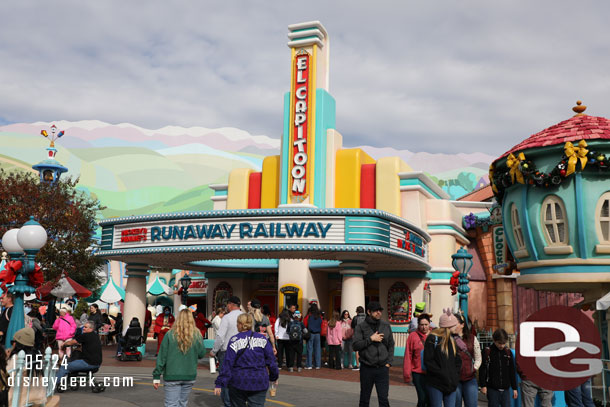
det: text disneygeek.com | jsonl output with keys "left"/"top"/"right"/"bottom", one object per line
{"left": 9, "top": 373, "right": 134, "bottom": 389}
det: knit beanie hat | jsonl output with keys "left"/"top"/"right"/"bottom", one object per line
{"left": 13, "top": 327, "right": 35, "bottom": 347}
{"left": 439, "top": 308, "right": 458, "bottom": 328}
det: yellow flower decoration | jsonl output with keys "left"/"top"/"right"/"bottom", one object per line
{"left": 564, "top": 140, "right": 588, "bottom": 176}
{"left": 506, "top": 152, "right": 526, "bottom": 184}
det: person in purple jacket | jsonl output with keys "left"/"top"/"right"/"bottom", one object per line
{"left": 214, "top": 313, "right": 279, "bottom": 406}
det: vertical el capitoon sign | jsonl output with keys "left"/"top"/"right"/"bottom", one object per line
{"left": 290, "top": 50, "right": 311, "bottom": 203}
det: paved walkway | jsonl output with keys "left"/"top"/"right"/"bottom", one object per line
{"left": 55, "top": 339, "right": 489, "bottom": 406}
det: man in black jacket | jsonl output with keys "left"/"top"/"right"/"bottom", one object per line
{"left": 353, "top": 301, "right": 395, "bottom": 407}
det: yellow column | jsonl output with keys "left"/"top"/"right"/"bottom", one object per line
{"left": 226, "top": 168, "right": 253, "bottom": 209}
{"left": 376, "top": 157, "right": 412, "bottom": 216}
{"left": 335, "top": 148, "right": 375, "bottom": 208}
{"left": 261, "top": 156, "right": 280, "bottom": 209}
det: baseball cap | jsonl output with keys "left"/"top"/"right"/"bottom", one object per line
{"left": 228, "top": 296, "right": 241, "bottom": 306}
{"left": 367, "top": 301, "right": 384, "bottom": 312}
{"left": 250, "top": 299, "right": 261, "bottom": 309}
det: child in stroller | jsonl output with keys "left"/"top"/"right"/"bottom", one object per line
{"left": 118, "top": 318, "right": 144, "bottom": 361}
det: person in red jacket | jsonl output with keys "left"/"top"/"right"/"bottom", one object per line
{"left": 403, "top": 313, "right": 431, "bottom": 407}
{"left": 154, "top": 306, "right": 175, "bottom": 355}
{"left": 194, "top": 309, "right": 212, "bottom": 338}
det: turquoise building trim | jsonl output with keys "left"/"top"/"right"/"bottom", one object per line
{"left": 399, "top": 179, "right": 442, "bottom": 199}
{"left": 313, "top": 89, "right": 336, "bottom": 208}
{"left": 391, "top": 326, "right": 410, "bottom": 333}
{"left": 101, "top": 226, "right": 114, "bottom": 251}
{"left": 345, "top": 216, "right": 390, "bottom": 246}
{"left": 373, "top": 271, "right": 429, "bottom": 279}
{"left": 521, "top": 186, "right": 539, "bottom": 261}
{"left": 214, "top": 189, "right": 227, "bottom": 197}
{"left": 428, "top": 272, "right": 453, "bottom": 280}
{"left": 574, "top": 173, "right": 588, "bottom": 259}
{"left": 520, "top": 265, "right": 610, "bottom": 275}
{"left": 280, "top": 91, "right": 291, "bottom": 205}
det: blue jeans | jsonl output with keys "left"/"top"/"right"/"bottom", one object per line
{"left": 217, "top": 351, "right": 231, "bottom": 407}
{"left": 359, "top": 365, "right": 390, "bottom": 407}
{"left": 164, "top": 380, "right": 195, "bottom": 407}
{"left": 487, "top": 388, "right": 511, "bottom": 407}
{"left": 427, "top": 384, "right": 457, "bottom": 407}
{"left": 306, "top": 333, "right": 321, "bottom": 368}
{"left": 228, "top": 386, "right": 267, "bottom": 407}
{"left": 413, "top": 372, "right": 428, "bottom": 407}
{"left": 56, "top": 359, "right": 100, "bottom": 387}
{"left": 565, "top": 378, "right": 595, "bottom": 407}
{"left": 455, "top": 378, "right": 478, "bottom": 407}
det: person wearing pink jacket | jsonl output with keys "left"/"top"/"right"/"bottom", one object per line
{"left": 53, "top": 306, "right": 77, "bottom": 360}
{"left": 326, "top": 311, "right": 343, "bottom": 370}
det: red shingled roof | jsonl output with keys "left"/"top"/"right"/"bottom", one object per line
{"left": 497, "top": 114, "right": 610, "bottom": 162}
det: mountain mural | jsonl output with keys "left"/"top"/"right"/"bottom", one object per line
{"left": 0, "top": 121, "right": 494, "bottom": 218}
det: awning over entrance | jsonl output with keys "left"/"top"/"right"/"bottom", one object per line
{"left": 97, "top": 208, "right": 431, "bottom": 272}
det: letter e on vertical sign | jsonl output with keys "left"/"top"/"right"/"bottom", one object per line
{"left": 291, "top": 51, "right": 310, "bottom": 200}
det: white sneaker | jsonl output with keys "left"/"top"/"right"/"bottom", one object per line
{"left": 305, "top": 366, "right": 313, "bottom": 370}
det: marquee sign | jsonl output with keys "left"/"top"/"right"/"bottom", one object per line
{"left": 112, "top": 216, "right": 345, "bottom": 249}
{"left": 290, "top": 51, "right": 311, "bottom": 202}
{"left": 98, "top": 209, "right": 431, "bottom": 269}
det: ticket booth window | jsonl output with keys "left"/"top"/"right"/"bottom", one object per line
{"left": 279, "top": 284, "right": 301, "bottom": 311}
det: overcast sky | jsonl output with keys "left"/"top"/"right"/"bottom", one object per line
{"left": 1, "top": 2, "right": 609, "bottom": 155}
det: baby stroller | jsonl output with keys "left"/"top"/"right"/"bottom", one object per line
{"left": 119, "top": 318, "right": 144, "bottom": 361}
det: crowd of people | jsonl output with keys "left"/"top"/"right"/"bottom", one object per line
{"left": 0, "top": 289, "right": 600, "bottom": 407}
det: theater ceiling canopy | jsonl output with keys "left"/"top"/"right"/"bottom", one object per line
{"left": 97, "top": 208, "right": 431, "bottom": 272}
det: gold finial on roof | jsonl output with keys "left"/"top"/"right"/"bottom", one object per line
{"left": 573, "top": 100, "right": 587, "bottom": 116}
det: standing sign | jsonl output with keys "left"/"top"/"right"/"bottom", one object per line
{"left": 290, "top": 51, "right": 311, "bottom": 202}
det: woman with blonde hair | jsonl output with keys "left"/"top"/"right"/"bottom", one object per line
{"left": 215, "top": 313, "right": 279, "bottom": 406}
{"left": 423, "top": 308, "right": 462, "bottom": 407}
{"left": 153, "top": 309, "right": 206, "bottom": 406}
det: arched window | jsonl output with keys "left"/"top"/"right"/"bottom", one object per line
{"left": 541, "top": 195, "right": 572, "bottom": 254}
{"left": 510, "top": 204, "right": 528, "bottom": 258}
{"left": 595, "top": 192, "right": 610, "bottom": 253}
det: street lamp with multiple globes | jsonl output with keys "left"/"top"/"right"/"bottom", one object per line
{"left": 180, "top": 274, "right": 192, "bottom": 306}
{"left": 0, "top": 216, "right": 47, "bottom": 347}
{"left": 451, "top": 247, "right": 474, "bottom": 322}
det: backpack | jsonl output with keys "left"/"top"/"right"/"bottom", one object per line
{"left": 288, "top": 320, "right": 303, "bottom": 341}
{"left": 420, "top": 334, "right": 439, "bottom": 372}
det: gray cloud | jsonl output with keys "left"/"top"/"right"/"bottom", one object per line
{"left": 1, "top": 1, "right": 609, "bottom": 155}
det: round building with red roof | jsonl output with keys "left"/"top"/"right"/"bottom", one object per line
{"left": 491, "top": 101, "right": 610, "bottom": 293}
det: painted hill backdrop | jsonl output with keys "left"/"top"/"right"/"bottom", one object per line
{"left": 0, "top": 121, "right": 494, "bottom": 218}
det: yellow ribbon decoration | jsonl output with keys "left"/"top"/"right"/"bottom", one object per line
{"left": 564, "top": 140, "right": 588, "bottom": 176}
{"left": 489, "top": 164, "right": 498, "bottom": 193}
{"left": 506, "top": 152, "right": 526, "bottom": 184}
